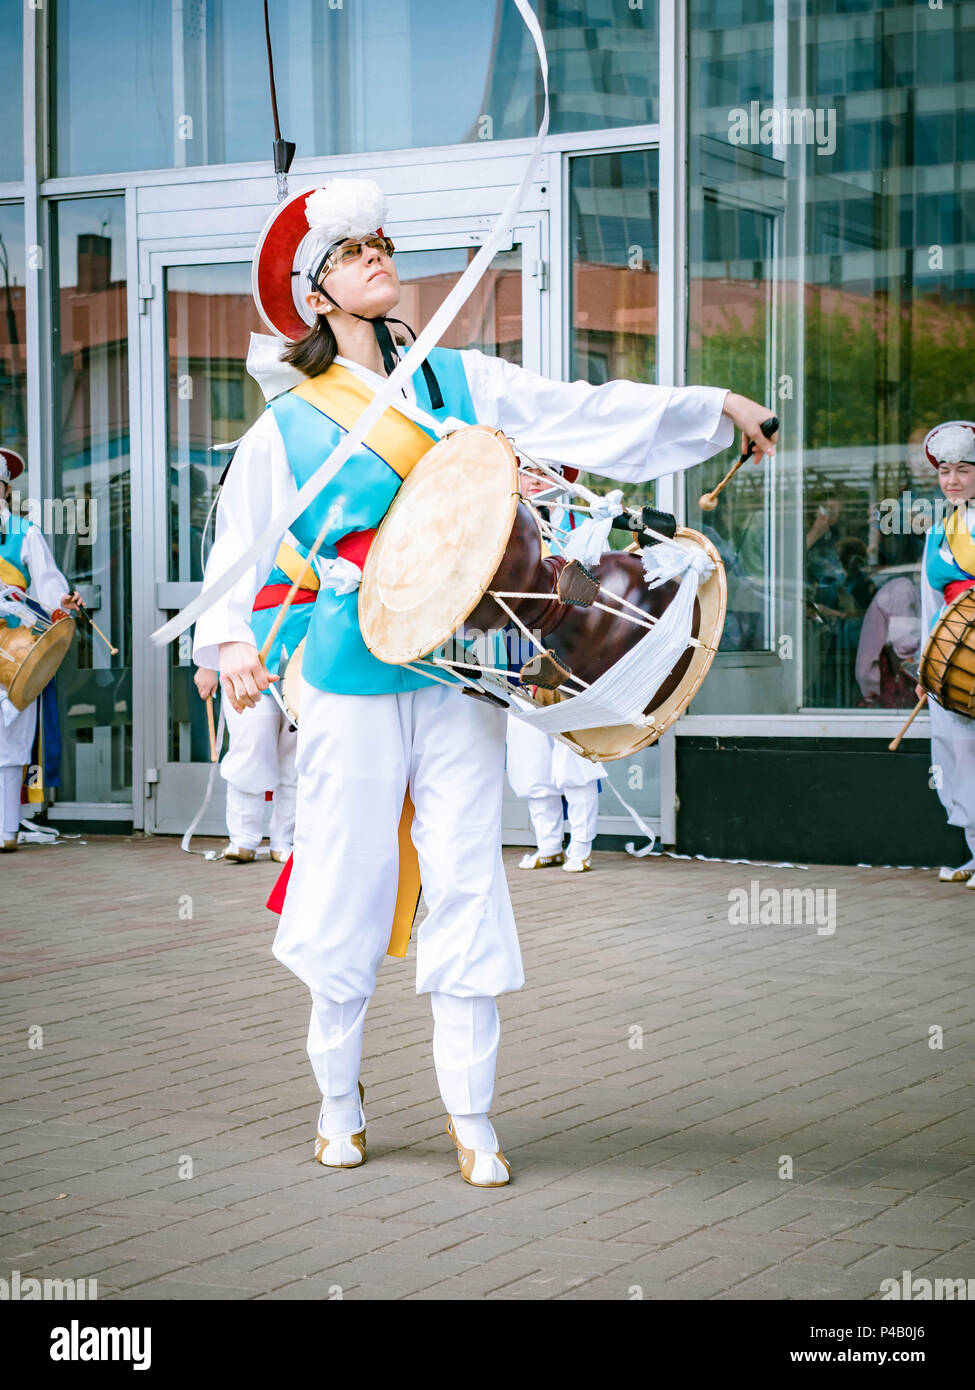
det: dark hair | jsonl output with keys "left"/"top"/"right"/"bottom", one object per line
{"left": 280, "top": 313, "right": 338, "bottom": 379}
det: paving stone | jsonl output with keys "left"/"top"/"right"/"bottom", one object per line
{"left": 2, "top": 837, "right": 974, "bottom": 1300}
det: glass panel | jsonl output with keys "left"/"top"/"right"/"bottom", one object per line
{"left": 0, "top": 0, "right": 23, "bottom": 182}
{"left": 0, "top": 204, "right": 27, "bottom": 499}
{"left": 569, "top": 147, "right": 659, "bottom": 539}
{"left": 687, "top": 0, "right": 975, "bottom": 715}
{"left": 54, "top": 0, "right": 659, "bottom": 176}
{"left": 395, "top": 246, "right": 522, "bottom": 361}
{"left": 51, "top": 197, "right": 131, "bottom": 802}
{"left": 166, "top": 262, "right": 266, "bottom": 763}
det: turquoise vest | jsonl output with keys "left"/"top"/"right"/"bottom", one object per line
{"left": 269, "top": 347, "right": 479, "bottom": 695}
{"left": 0, "top": 514, "right": 32, "bottom": 628}
{"left": 924, "top": 523, "right": 975, "bottom": 629}
{"left": 249, "top": 538, "right": 317, "bottom": 683}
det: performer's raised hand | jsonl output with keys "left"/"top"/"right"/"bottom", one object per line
{"left": 218, "top": 640, "right": 277, "bottom": 713}
{"left": 60, "top": 589, "right": 84, "bottom": 611}
{"left": 194, "top": 667, "right": 219, "bottom": 701}
{"left": 721, "top": 393, "right": 779, "bottom": 461}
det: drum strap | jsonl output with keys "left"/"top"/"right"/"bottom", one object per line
{"left": 273, "top": 540, "right": 320, "bottom": 592}
{"left": 945, "top": 507, "right": 975, "bottom": 578}
{"left": 0, "top": 555, "right": 28, "bottom": 590}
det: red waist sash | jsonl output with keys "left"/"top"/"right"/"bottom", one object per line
{"left": 252, "top": 585, "right": 318, "bottom": 611}
{"left": 335, "top": 529, "right": 377, "bottom": 570}
{"left": 944, "top": 578, "right": 975, "bottom": 607}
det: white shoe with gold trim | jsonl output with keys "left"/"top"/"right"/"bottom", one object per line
{"left": 314, "top": 1082, "right": 366, "bottom": 1168}
{"left": 446, "top": 1118, "right": 511, "bottom": 1187}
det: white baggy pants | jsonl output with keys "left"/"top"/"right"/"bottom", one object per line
{"left": 0, "top": 698, "right": 37, "bottom": 838}
{"left": 273, "top": 681, "right": 524, "bottom": 1112}
{"left": 1, "top": 763, "right": 24, "bottom": 838}
{"left": 528, "top": 786, "right": 600, "bottom": 859}
{"left": 221, "top": 695, "right": 298, "bottom": 852}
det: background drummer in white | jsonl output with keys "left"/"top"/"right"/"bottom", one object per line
{"left": 194, "top": 179, "right": 778, "bottom": 1187}
{"left": 0, "top": 449, "right": 82, "bottom": 851}
{"left": 506, "top": 463, "right": 604, "bottom": 873}
{"left": 916, "top": 421, "right": 975, "bottom": 887}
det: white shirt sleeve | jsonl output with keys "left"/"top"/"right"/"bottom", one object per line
{"left": 192, "top": 411, "right": 297, "bottom": 671}
{"left": 21, "top": 524, "right": 71, "bottom": 612}
{"left": 460, "top": 349, "right": 735, "bottom": 483}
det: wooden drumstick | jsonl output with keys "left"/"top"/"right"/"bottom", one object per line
{"left": 888, "top": 695, "right": 927, "bottom": 752}
{"left": 75, "top": 602, "right": 119, "bottom": 655}
{"left": 206, "top": 694, "right": 218, "bottom": 762}
{"left": 257, "top": 556, "right": 319, "bottom": 667}
{"left": 699, "top": 416, "right": 780, "bottom": 511}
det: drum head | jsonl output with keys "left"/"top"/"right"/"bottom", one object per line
{"left": 6, "top": 617, "right": 75, "bottom": 711}
{"left": 280, "top": 638, "right": 305, "bottom": 724}
{"left": 532, "top": 529, "right": 727, "bottom": 761}
{"left": 360, "top": 426, "right": 520, "bottom": 664}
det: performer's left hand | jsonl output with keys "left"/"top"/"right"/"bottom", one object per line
{"left": 722, "top": 393, "right": 778, "bottom": 461}
{"left": 60, "top": 590, "right": 83, "bottom": 611}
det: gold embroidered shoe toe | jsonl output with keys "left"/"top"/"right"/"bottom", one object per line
{"left": 518, "top": 850, "right": 565, "bottom": 870}
{"left": 446, "top": 1118, "right": 510, "bottom": 1187}
{"left": 0, "top": 838, "right": 18, "bottom": 853}
{"left": 269, "top": 848, "right": 290, "bottom": 864}
{"left": 223, "top": 843, "right": 257, "bottom": 863}
{"left": 314, "top": 1082, "right": 366, "bottom": 1168}
{"left": 939, "top": 864, "right": 975, "bottom": 883}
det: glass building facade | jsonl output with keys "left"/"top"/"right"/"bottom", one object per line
{"left": 2, "top": 0, "right": 972, "bottom": 860}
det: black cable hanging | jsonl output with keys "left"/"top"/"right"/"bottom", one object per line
{"left": 264, "top": 0, "right": 295, "bottom": 201}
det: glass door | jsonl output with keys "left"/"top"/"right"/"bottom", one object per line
{"left": 143, "top": 217, "right": 546, "bottom": 835}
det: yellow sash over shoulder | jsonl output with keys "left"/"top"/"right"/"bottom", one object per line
{"left": 945, "top": 506, "right": 975, "bottom": 579}
{"left": 0, "top": 555, "right": 29, "bottom": 590}
{"left": 291, "top": 364, "right": 436, "bottom": 481}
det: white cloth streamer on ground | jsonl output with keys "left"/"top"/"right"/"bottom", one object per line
{"left": 507, "top": 541, "right": 713, "bottom": 734}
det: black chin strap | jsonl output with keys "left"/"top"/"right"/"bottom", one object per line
{"left": 319, "top": 286, "right": 444, "bottom": 411}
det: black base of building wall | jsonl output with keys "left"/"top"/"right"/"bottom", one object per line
{"left": 676, "top": 737, "right": 967, "bottom": 866}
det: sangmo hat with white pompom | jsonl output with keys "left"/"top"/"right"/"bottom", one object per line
{"left": 924, "top": 421, "right": 975, "bottom": 469}
{"left": 252, "top": 179, "right": 389, "bottom": 341}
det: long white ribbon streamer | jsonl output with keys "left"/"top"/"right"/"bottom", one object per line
{"left": 180, "top": 699, "right": 227, "bottom": 854}
{"left": 152, "top": 0, "right": 550, "bottom": 650}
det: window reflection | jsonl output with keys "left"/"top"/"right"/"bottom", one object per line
{"left": 52, "top": 198, "right": 131, "bottom": 801}
{"left": 54, "top": 0, "right": 659, "bottom": 176}
{"left": 688, "top": 0, "right": 975, "bottom": 713}
{"left": 0, "top": 0, "right": 23, "bottom": 182}
{"left": 0, "top": 205, "right": 27, "bottom": 498}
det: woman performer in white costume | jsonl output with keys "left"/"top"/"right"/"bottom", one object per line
{"left": 193, "top": 180, "right": 777, "bottom": 1185}
{"left": 0, "top": 448, "right": 82, "bottom": 851}
{"left": 917, "top": 421, "right": 975, "bottom": 887}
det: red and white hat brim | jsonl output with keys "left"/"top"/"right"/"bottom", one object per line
{"left": 252, "top": 187, "right": 323, "bottom": 342}
{"left": 0, "top": 447, "right": 25, "bottom": 482}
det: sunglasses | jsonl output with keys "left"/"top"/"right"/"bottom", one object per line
{"left": 316, "top": 234, "right": 395, "bottom": 281}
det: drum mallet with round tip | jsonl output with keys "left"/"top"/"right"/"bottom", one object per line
{"left": 205, "top": 694, "right": 219, "bottom": 762}
{"left": 888, "top": 694, "right": 927, "bottom": 752}
{"left": 698, "top": 416, "right": 779, "bottom": 512}
{"left": 76, "top": 601, "right": 119, "bottom": 655}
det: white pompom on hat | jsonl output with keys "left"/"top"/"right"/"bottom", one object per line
{"left": 252, "top": 178, "right": 390, "bottom": 341}
{"left": 924, "top": 421, "right": 975, "bottom": 468}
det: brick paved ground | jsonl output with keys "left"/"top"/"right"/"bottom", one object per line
{"left": 1, "top": 835, "right": 974, "bottom": 1301}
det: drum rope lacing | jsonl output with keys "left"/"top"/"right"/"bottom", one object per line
{"left": 395, "top": 457, "right": 717, "bottom": 736}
